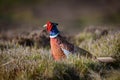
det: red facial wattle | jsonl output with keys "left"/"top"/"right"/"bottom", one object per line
{"left": 46, "top": 21, "right": 53, "bottom": 32}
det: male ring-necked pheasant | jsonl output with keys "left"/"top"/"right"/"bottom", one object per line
{"left": 43, "top": 21, "right": 94, "bottom": 60}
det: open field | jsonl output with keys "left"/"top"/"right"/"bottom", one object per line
{"left": 0, "top": 26, "right": 120, "bottom": 80}
{"left": 1, "top": 0, "right": 120, "bottom": 80}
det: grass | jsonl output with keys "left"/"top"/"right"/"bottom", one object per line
{"left": 0, "top": 31, "right": 120, "bottom": 80}
{"left": 79, "top": 32, "right": 120, "bottom": 58}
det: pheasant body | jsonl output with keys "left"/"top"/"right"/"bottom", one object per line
{"left": 43, "top": 21, "right": 93, "bottom": 60}
{"left": 50, "top": 37, "right": 66, "bottom": 60}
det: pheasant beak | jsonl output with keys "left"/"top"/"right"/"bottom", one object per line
{"left": 43, "top": 24, "right": 47, "bottom": 27}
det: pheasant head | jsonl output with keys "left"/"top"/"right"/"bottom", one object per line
{"left": 43, "top": 21, "right": 59, "bottom": 38}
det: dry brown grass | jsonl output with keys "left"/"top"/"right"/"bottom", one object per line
{"left": 0, "top": 27, "right": 120, "bottom": 80}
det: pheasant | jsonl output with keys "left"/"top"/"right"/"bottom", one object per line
{"left": 43, "top": 21, "right": 94, "bottom": 60}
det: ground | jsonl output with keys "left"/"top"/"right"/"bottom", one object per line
{"left": 0, "top": 26, "right": 120, "bottom": 80}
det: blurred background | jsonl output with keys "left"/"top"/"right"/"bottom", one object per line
{"left": 0, "top": 0, "right": 120, "bottom": 34}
